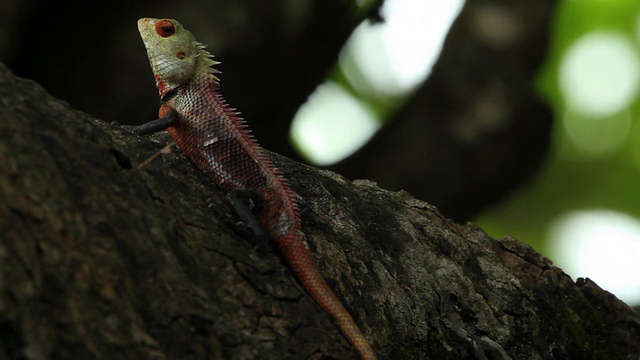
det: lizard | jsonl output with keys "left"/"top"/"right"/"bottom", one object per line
{"left": 133, "top": 18, "right": 378, "bottom": 360}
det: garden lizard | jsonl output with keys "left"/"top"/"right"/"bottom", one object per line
{"left": 133, "top": 18, "right": 377, "bottom": 360}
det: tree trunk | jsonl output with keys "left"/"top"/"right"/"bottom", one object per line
{"left": 0, "top": 63, "right": 638, "bottom": 359}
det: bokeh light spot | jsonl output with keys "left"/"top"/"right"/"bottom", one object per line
{"left": 291, "top": 82, "right": 379, "bottom": 165}
{"left": 549, "top": 210, "right": 640, "bottom": 306}
{"left": 559, "top": 31, "right": 640, "bottom": 117}
{"left": 345, "top": 0, "right": 463, "bottom": 95}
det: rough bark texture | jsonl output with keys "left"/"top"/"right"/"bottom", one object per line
{"left": 1, "top": 64, "right": 639, "bottom": 359}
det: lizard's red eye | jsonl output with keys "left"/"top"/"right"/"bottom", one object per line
{"left": 155, "top": 20, "right": 176, "bottom": 38}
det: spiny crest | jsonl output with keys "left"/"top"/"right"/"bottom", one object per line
{"left": 195, "top": 41, "right": 221, "bottom": 81}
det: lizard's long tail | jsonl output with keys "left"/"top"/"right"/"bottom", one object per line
{"left": 276, "top": 229, "right": 378, "bottom": 360}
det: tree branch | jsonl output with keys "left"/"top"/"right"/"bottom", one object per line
{"left": 1, "top": 63, "right": 638, "bottom": 359}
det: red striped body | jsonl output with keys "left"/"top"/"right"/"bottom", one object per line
{"left": 161, "top": 75, "right": 297, "bottom": 240}
{"left": 138, "top": 17, "right": 377, "bottom": 359}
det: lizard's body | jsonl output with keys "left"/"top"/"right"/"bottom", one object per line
{"left": 134, "top": 18, "right": 377, "bottom": 360}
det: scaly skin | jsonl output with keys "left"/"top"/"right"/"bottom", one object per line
{"left": 136, "top": 18, "right": 377, "bottom": 360}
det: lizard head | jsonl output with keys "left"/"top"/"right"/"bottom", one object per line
{"left": 137, "top": 18, "right": 219, "bottom": 94}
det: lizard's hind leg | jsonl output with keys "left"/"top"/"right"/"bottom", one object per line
{"left": 136, "top": 142, "right": 176, "bottom": 170}
{"left": 227, "top": 190, "right": 269, "bottom": 248}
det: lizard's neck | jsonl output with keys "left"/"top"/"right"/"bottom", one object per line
{"left": 156, "top": 72, "right": 220, "bottom": 103}
{"left": 154, "top": 75, "right": 174, "bottom": 100}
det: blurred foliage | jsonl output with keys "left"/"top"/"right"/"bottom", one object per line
{"left": 474, "top": 0, "right": 640, "bottom": 256}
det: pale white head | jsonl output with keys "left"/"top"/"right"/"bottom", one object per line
{"left": 137, "top": 18, "right": 218, "bottom": 92}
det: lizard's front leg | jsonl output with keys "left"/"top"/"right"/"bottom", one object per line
{"left": 133, "top": 108, "right": 178, "bottom": 135}
{"left": 133, "top": 107, "right": 179, "bottom": 168}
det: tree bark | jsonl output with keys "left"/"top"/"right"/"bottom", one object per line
{"left": 1, "top": 63, "right": 638, "bottom": 359}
